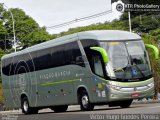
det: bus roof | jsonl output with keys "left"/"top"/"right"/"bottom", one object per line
{"left": 78, "top": 30, "right": 141, "bottom": 41}
{"left": 1, "top": 30, "right": 141, "bottom": 60}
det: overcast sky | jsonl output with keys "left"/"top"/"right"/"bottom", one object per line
{"left": 0, "top": 0, "right": 121, "bottom": 34}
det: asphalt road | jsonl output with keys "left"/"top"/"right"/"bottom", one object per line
{"left": 0, "top": 103, "right": 160, "bottom": 120}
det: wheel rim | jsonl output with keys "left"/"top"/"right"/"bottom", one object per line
{"left": 82, "top": 95, "right": 89, "bottom": 108}
{"left": 23, "top": 101, "right": 28, "bottom": 112}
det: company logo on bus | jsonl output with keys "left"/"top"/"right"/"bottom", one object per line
{"left": 134, "top": 87, "right": 137, "bottom": 91}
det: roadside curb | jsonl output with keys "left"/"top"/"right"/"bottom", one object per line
{"left": 133, "top": 99, "right": 160, "bottom": 104}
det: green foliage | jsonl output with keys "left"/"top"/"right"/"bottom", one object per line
{"left": 0, "top": 50, "right": 6, "bottom": 82}
{"left": 23, "top": 28, "right": 52, "bottom": 46}
{"left": 0, "top": 18, "right": 9, "bottom": 50}
{"left": 12, "top": 8, "right": 52, "bottom": 48}
{"left": 0, "top": 7, "right": 51, "bottom": 51}
{"left": 56, "top": 12, "right": 160, "bottom": 38}
{"left": 57, "top": 20, "right": 128, "bottom": 37}
{"left": 150, "top": 29, "right": 160, "bottom": 40}
{"left": 0, "top": 49, "right": 5, "bottom": 58}
{"left": 0, "top": 83, "right": 4, "bottom": 104}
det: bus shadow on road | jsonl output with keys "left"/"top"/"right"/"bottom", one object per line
{"left": 33, "top": 106, "right": 139, "bottom": 115}
{"left": 18, "top": 104, "right": 146, "bottom": 115}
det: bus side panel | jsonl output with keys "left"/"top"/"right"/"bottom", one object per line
{"left": 35, "top": 65, "right": 82, "bottom": 107}
{"left": 2, "top": 72, "right": 38, "bottom": 108}
{"left": 2, "top": 75, "right": 21, "bottom": 109}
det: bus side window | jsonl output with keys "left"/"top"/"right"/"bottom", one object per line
{"left": 2, "top": 60, "right": 7, "bottom": 75}
{"left": 73, "top": 45, "right": 85, "bottom": 67}
{"left": 65, "top": 42, "right": 85, "bottom": 67}
{"left": 51, "top": 45, "right": 65, "bottom": 67}
{"left": 36, "top": 48, "right": 52, "bottom": 70}
{"left": 65, "top": 44, "right": 73, "bottom": 65}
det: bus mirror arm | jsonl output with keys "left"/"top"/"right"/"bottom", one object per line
{"left": 145, "top": 44, "right": 159, "bottom": 60}
{"left": 90, "top": 47, "right": 109, "bottom": 63}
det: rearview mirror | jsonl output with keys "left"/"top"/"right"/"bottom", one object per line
{"left": 90, "top": 47, "right": 108, "bottom": 63}
{"left": 145, "top": 44, "right": 159, "bottom": 60}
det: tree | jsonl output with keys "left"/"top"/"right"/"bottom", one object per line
{"left": 22, "top": 28, "right": 52, "bottom": 47}
{"left": 0, "top": 20, "right": 9, "bottom": 50}
{"left": 10, "top": 8, "right": 52, "bottom": 48}
{"left": 0, "top": 50, "right": 6, "bottom": 82}
{"left": 0, "top": 7, "right": 51, "bottom": 51}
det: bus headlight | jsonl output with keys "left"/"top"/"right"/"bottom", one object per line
{"left": 147, "top": 82, "right": 154, "bottom": 88}
{"left": 112, "top": 85, "right": 121, "bottom": 90}
{"left": 107, "top": 84, "right": 121, "bottom": 90}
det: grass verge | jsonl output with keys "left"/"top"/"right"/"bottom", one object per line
{"left": 0, "top": 83, "right": 4, "bottom": 104}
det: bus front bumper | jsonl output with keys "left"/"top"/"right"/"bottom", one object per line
{"left": 106, "top": 79, "right": 155, "bottom": 102}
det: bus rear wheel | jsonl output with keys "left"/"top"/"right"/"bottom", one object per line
{"left": 51, "top": 105, "right": 68, "bottom": 113}
{"left": 21, "top": 97, "right": 38, "bottom": 114}
{"left": 79, "top": 91, "right": 94, "bottom": 111}
{"left": 120, "top": 100, "right": 133, "bottom": 108}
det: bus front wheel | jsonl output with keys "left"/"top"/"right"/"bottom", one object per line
{"left": 21, "top": 97, "right": 38, "bottom": 114}
{"left": 120, "top": 100, "right": 133, "bottom": 108}
{"left": 79, "top": 91, "right": 94, "bottom": 111}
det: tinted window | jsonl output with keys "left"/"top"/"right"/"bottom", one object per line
{"left": 51, "top": 45, "right": 65, "bottom": 67}
{"left": 36, "top": 48, "right": 51, "bottom": 70}
{"left": 81, "top": 39, "right": 99, "bottom": 67}
{"left": 26, "top": 53, "right": 36, "bottom": 72}
{"left": 2, "top": 58, "right": 11, "bottom": 76}
{"left": 81, "top": 39, "right": 99, "bottom": 49}
{"left": 2, "top": 41, "right": 84, "bottom": 76}
{"left": 65, "top": 42, "right": 85, "bottom": 67}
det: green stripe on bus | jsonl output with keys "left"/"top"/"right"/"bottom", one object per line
{"left": 90, "top": 47, "right": 108, "bottom": 63}
{"left": 40, "top": 79, "right": 80, "bottom": 86}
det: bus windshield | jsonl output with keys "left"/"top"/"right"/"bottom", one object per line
{"left": 100, "top": 40, "right": 152, "bottom": 81}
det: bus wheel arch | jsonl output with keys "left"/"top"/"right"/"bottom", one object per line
{"left": 21, "top": 94, "right": 38, "bottom": 114}
{"left": 77, "top": 87, "right": 86, "bottom": 103}
{"left": 77, "top": 87, "right": 94, "bottom": 111}
{"left": 21, "top": 94, "right": 28, "bottom": 101}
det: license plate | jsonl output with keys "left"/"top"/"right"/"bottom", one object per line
{"left": 131, "top": 93, "right": 140, "bottom": 97}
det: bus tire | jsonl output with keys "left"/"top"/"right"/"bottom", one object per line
{"left": 21, "top": 97, "right": 38, "bottom": 114}
{"left": 120, "top": 100, "right": 133, "bottom": 108}
{"left": 51, "top": 105, "right": 68, "bottom": 113}
{"left": 79, "top": 91, "right": 94, "bottom": 111}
